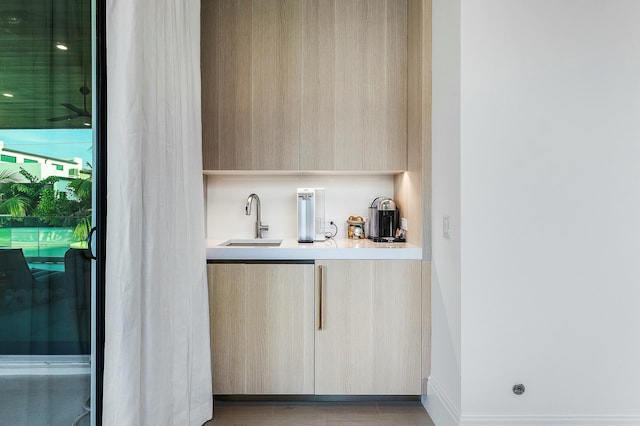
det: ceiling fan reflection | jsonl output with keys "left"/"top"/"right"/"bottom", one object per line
{"left": 48, "top": 85, "right": 91, "bottom": 122}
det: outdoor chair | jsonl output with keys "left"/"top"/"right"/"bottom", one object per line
{"left": 0, "top": 248, "right": 66, "bottom": 310}
{"left": 63, "top": 248, "right": 92, "bottom": 353}
{"left": 0, "top": 248, "right": 89, "bottom": 354}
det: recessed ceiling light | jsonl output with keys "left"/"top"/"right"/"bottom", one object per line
{"left": 56, "top": 43, "right": 68, "bottom": 51}
{"left": 83, "top": 122, "right": 91, "bottom": 127}
{"left": 2, "top": 93, "right": 13, "bottom": 98}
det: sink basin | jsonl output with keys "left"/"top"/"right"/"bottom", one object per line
{"left": 220, "top": 239, "right": 283, "bottom": 247}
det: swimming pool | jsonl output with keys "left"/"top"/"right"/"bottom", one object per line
{"left": 0, "top": 226, "right": 78, "bottom": 270}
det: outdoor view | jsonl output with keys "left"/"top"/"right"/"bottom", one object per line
{"left": 1, "top": 129, "right": 92, "bottom": 261}
{"left": 0, "top": 129, "right": 92, "bottom": 355}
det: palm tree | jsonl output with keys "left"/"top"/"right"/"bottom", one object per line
{"left": 66, "top": 167, "right": 92, "bottom": 244}
{"left": 0, "top": 169, "right": 29, "bottom": 216}
{"left": 67, "top": 175, "right": 92, "bottom": 202}
{"left": 1, "top": 166, "right": 93, "bottom": 245}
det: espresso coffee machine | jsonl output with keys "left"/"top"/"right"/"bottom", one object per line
{"left": 377, "top": 198, "right": 398, "bottom": 241}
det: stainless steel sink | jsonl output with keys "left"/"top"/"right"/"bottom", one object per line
{"left": 220, "top": 239, "right": 283, "bottom": 247}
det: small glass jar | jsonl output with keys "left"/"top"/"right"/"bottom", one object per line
{"left": 346, "top": 219, "right": 365, "bottom": 239}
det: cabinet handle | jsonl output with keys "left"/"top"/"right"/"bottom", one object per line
{"left": 318, "top": 265, "right": 324, "bottom": 330}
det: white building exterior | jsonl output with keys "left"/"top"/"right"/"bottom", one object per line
{"left": 0, "top": 140, "right": 90, "bottom": 195}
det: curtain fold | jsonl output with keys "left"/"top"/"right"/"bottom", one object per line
{"left": 103, "top": 0, "right": 212, "bottom": 424}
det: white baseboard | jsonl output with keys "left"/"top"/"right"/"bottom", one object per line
{"left": 0, "top": 355, "right": 90, "bottom": 376}
{"left": 423, "top": 377, "right": 640, "bottom": 426}
{"left": 424, "top": 377, "right": 461, "bottom": 426}
{"left": 460, "top": 415, "right": 640, "bottom": 425}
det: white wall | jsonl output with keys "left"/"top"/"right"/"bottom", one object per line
{"left": 459, "top": 0, "right": 640, "bottom": 423}
{"left": 205, "top": 174, "right": 395, "bottom": 240}
{"left": 427, "top": 0, "right": 462, "bottom": 424}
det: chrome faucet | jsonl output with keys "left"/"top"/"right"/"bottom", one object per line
{"left": 245, "top": 193, "right": 269, "bottom": 239}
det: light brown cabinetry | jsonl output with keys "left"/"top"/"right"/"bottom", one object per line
{"left": 300, "top": 0, "right": 336, "bottom": 170}
{"left": 208, "top": 259, "right": 421, "bottom": 395}
{"left": 331, "top": 0, "right": 407, "bottom": 171}
{"left": 251, "top": 0, "right": 303, "bottom": 170}
{"left": 201, "top": 0, "right": 253, "bottom": 170}
{"left": 201, "top": 0, "right": 407, "bottom": 171}
{"left": 315, "top": 260, "right": 422, "bottom": 394}
{"left": 207, "top": 263, "right": 315, "bottom": 394}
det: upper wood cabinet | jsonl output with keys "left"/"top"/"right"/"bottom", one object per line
{"left": 201, "top": 0, "right": 407, "bottom": 171}
{"left": 331, "top": 0, "right": 407, "bottom": 171}
{"left": 251, "top": 0, "right": 303, "bottom": 170}
{"left": 201, "top": 0, "right": 252, "bottom": 170}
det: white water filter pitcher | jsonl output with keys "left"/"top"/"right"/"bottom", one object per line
{"left": 297, "top": 188, "right": 325, "bottom": 243}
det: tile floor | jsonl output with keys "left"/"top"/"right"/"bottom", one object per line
{"left": 0, "top": 375, "right": 435, "bottom": 426}
{"left": 0, "top": 374, "right": 91, "bottom": 426}
{"left": 204, "top": 400, "right": 436, "bottom": 426}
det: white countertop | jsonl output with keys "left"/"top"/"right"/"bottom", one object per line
{"left": 206, "top": 238, "right": 422, "bottom": 260}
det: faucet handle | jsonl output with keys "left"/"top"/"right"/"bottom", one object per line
{"left": 258, "top": 222, "right": 269, "bottom": 239}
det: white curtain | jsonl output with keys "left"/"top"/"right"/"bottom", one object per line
{"left": 103, "top": 0, "right": 212, "bottom": 424}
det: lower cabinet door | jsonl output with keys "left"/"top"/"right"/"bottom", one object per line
{"left": 208, "top": 263, "right": 315, "bottom": 394}
{"left": 314, "top": 260, "right": 422, "bottom": 395}
{"left": 208, "top": 263, "right": 246, "bottom": 394}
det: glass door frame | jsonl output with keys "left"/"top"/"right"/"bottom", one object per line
{"left": 93, "top": 0, "right": 107, "bottom": 423}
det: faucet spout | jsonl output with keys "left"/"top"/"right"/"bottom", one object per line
{"left": 245, "top": 194, "right": 256, "bottom": 216}
{"left": 245, "top": 193, "right": 269, "bottom": 238}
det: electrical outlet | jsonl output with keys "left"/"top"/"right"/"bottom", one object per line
{"left": 401, "top": 217, "right": 408, "bottom": 230}
{"left": 443, "top": 216, "right": 451, "bottom": 239}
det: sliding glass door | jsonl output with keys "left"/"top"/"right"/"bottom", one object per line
{"left": 0, "top": 0, "right": 103, "bottom": 424}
